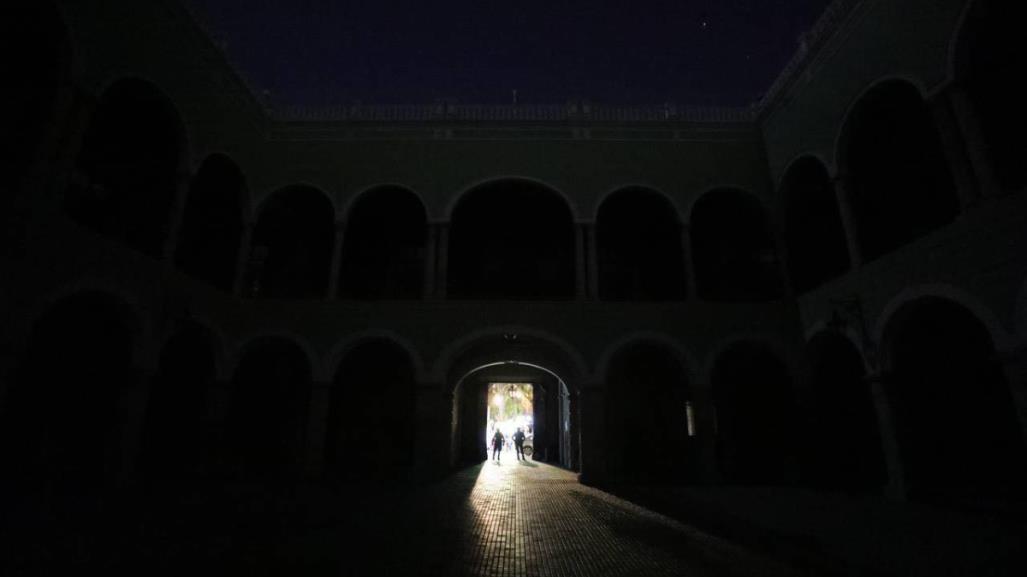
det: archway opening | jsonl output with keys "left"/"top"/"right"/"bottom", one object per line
{"left": 605, "top": 342, "right": 696, "bottom": 482}
{"left": 958, "top": 0, "right": 1026, "bottom": 190}
{"left": 175, "top": 154, "right": 245, "bottom": 291}
{"left": 66, "top": 78, "right": 185, "bottom": 258}
{"left": 448, "top": 180, "right": 575, "bottom": 299}
{"left": 691, "top": 188, "right": 783, "bottom": 302}
{"left": 227, "top": 337, "right": 311, "bottom": 482}
{"left": 839, "top": 80, "right": 959, "bottom": 262}
{"left": 338, "top": 186, "right": 426, "bottom": 300}
{"left": 326, "top": 340, "right": 417, "bottom": 483}
{"left": 1, "top": 292, "right": 135, "bottom": 489}
{"left": 801, "top": 332, "right": 886, "bottom": 492}
{"left": 780, "top": 157, "right": 850, "bottom": 293}
{"left": 141, "top": 321, "right": 217, "bottom": 481}
{"left": 453, "top": 362, "right": 574, "bottom": 470}
{"left": 485, "top": 383, "right": 535, "bottom": 460}
{"left": 247, "top": 186, "right": 334, "bottom": 298}
{"left": 712, "top": 342, "right": 798, "bottom": 484}
{"left": 597, "top": 187, "right": 687, "bottom": 301}
{"left": 885, "top": 297, "right": 1027, "bottom": 504}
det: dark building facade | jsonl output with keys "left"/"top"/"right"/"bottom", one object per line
{"left": 2, "top": 0, "right": 1025, "bottom": 513}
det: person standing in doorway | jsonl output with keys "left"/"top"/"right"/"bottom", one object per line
{"left": 491, "top": 429, "right": 505, "bottom": 461}
{"left": 513, "top": 427, "right": 526, "bottom": 461}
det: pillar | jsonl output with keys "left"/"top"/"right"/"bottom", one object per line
{"left": 232, "top": 222, "right": 254, "bottom": 297}
{"left": 413, "top": 383, "right": 452, "bottom": 481}
{"left": 947, "top": 87, "right": 1001, "bottom": 198}
{"left": 435, "top": 223, "right": 449, "bottom": 299}
{"left": 577, "top": 384, "right": 607, "bottom": 485}
{"left": 692, "top": 384, "right": 720, "bottom": 484}
{"left": 327, "top": 220, "right": 347, "bottom": 300}
{"left": 575, "top": 222, "right": 587, "bottom": 299}
{"left": 833, "top": 174, "right": 863, "bottom": 269}
{"left": 680, "top": 224, "right": 698, "bottom": 299}
{"left": 929, "top": 92, "right": 981, "bottom": 209}
{"left": 304, "top": 380, "right": 333, "bottom": 479}
{"left": 204, "top": 378, "right": 233, "bottom": 477}
{"left": 586, "top": 223, "right": 599, "bottom": 299}
{"left": 868, "top": 371, "right": 906, "bottom": 500}
{"left": 423, "top": 223, "right": 438, "bottom": 299}
{"left": 115, "top": 366, "right": 153, "bottom": 487}
{"left": 998, "top": 346, "right": 1027, "bottom": 449}
{"left": 162, "top": 169, "right": 192, "bottom": 263}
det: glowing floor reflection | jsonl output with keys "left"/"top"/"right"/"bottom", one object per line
{"left": 447, "top": 460, "right": 801, "bottom": 577}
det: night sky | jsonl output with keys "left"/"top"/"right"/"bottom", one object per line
{"left": 184, "top": 0, "right": 834, "bottom": 107}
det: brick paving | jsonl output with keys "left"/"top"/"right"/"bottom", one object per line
{"left": 1, "top": 460, "right": 817, "bottom": 576}
{"left": 390, "top": 460, "right": 810, "bottom": 577}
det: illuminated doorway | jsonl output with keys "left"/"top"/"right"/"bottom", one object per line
{"left": 485, "top": 383, "right": 535, "bottom": 458}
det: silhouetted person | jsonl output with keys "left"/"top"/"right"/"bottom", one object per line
{"left": 491, "top": 430, "right": 505, "bottom": 461}
{"left": 513, "top": 427, "right": 526, "bottom": 461}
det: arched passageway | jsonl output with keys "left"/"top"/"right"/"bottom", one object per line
{"left": 66, "top": 78, "right": 185, "bottom": 258}
{"left": 227, "top": 337, "right": 311, "bottom": 481}
{"left": 780, "top": 158, "right": 850, "bottom": 293}
{"left": 175, "top": 154, "right": 245, "bottom": 291}
{"left": 801, "top": 332, "right": 886, "bottom": 491}
{"left": 448, "top": 180, "right": 575, "bottom": 299}
{"left": 597, "top": 188, "right": 687, "bottom": 301}
{"left": 712, "top": 342, "right": 797, "bottom": 484}
{"left": 884, "top": 297, "right": 1027, "bottom": 502}
{"left": 839, "top": 81, "right": 959, "bottom": 262}
{"left": 338, "top": 187, "right": 426, "bottom": 299}
{"left": 140, "top": 321, "right": 217, "bottom": 481}
{"left": 452, "top": 362, "right": 573, "bottom": 470}
{"left": 248, "top": 186, "right": 334, "bottom": 298}
{"left": 605, "top": 342, "right": 695, "bottom": 482}
{"left": 691, "top": 189, "right": 783, "bottom": 302}
{"left": 326, "top": 340, "right": 417, "bottom": 483}
{"left": 956, "top": 0, "right": 1027, "bottom": 191}
{"left": 0, "top": 292, "right": 135, "bottom": 488}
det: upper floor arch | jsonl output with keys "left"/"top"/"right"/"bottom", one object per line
{"left": 447, "top": 178, "right": 576, "bottom": 300}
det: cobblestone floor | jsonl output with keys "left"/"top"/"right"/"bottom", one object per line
{"left": 415, "top": 459, "right": 809, "bottom": 577}
{"left": 2, "top": 459, "right": 818, "bottom": 576}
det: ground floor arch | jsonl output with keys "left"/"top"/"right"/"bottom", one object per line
{"left": 227, "top": 337, "right": 312, "bottom": 482}
{"left": 604, "top": 341, "right": 696, "bottom": 482}
{"left": 802, "top": 331, "right": 886, "bottom": 491}
{"left": 1, "top": 291, "right": 137, "bottom": 488}
{"left": 325, "top": 339, "right": 418, "bottom": 483}
{"left": 140, "top": 320, "right": 218, "bottom": 481}
{"left": 451, "top": 362, "right": 576, "bottom": 471}
{"left": 712, "top": 341, "right": 798, "bottom": 484}
{"left": 883, "top": 296, "right": 1027, "bottom": 503}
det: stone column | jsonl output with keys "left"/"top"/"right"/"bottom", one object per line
{"left": 413, "top": 383, "right": 452, "bottom": 481}
{"left": 929, "top": 92, "right": 980, "bottom": 209}
{"left": 575, "top": 222, "right": 587, "bottom": 300}
{"left": 435, "top": 223, "right": 449, "bottom": 299}
{"left": 832, "top": 174, "right": 863, "bottom": 269}
{"left": 115, "top": 366, "right": 153, "bottom": 487}
{"left": 680, "top": 224, "right": 698, "bottom": 299}
{"left": 232, "top": 222, "right": 254, "bottom": 297}
{"left": 867, "top": 371, "right": 906, "bottom": 500}
{"left": 692, "top": 385, "right": 720, "bottom": 484}
{"left": 162, "top": 169, "right": 193, "bottom": 263}
{"left": 423, "top": 223, "right": 438, "bottom": 299}
{"left": 998, "top": 346, "right": 1027, "bottom": 449}
{"left": 577, "top": 384, "right": 607, "bottom": 485}
{"left": 204, "top": 378, "right": 233, "bottom": 477}
{"left": 947, "top": 87, "right": 1001, "bottom": 198}
{"left": 327, "top": 220, "right": 347, "bottom": 300}
{"left": 586, "top": 223, "right": 599, "bottom": 299}
{"left": 304, "top": 380, "right": 333, "bottom": 479}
